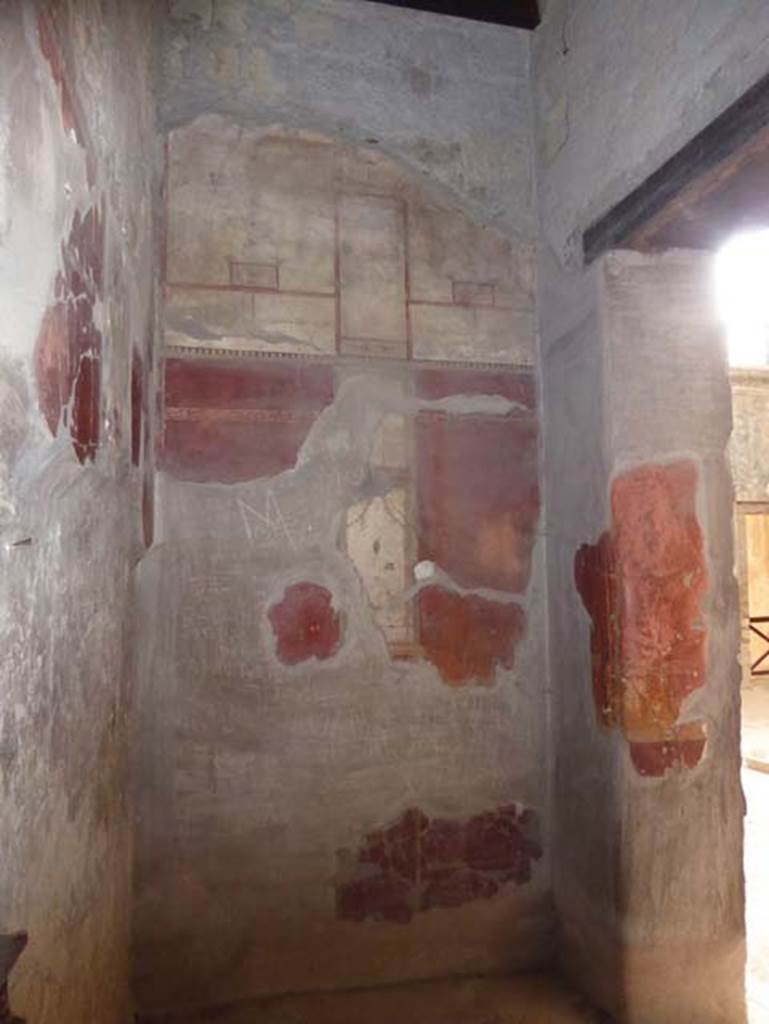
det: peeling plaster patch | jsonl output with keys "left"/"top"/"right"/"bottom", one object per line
{"left": 417, "top": 586, "right": 524, "bottom": 686}
{"left": 336, "top": 804, "right": 541, "bottom": 924}
{"left": 574, "top": 460, "right": 709, "bottom": 777}
{"left": 268, "top": 581, "right": 342, "bottom": 665}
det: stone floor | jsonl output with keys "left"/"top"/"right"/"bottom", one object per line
{"left": 142, "top": 973, "right": 604, "bottom": 1023}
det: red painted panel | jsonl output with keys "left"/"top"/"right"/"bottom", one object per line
{"left": 162, "top": 358, "right": 335, "bottom": 483}
{"left": 337, "top": 804, "right": 541, "bottom": 924}
{"left": 70, "top": 348, "right": 100, "bottom": 464}
{"left": 34, "top": 206, "right": 104, "bottom": 464}
{"left": 574, "top": 532, "right": 618, "bottom": 728}
{"left": 142, "top": 353, "right": 155, "bottom": 548}
{"left": 131, "top": 350, "right": 143, "bottom": 467}
{"left": 35, "top": 303, "right": 70, "bottom": 438}
{"left": 142, "top": 460, "right": 154, "bottom": 549}
{"left": 416, "top": 366, "right": 536, "bottom": 409}
{"left": 38, "top": 10, "right": 82, "bottom": 146}
{"left": 629, "top": 725, "right": 708, "bottom": 778}
{"left": 268, "top": 582, "right": 342, "bottom": 666}
{"left": 416, "top": 368, "right": 539, "bottom": 594}
{"left": 417, "top": 587, "right": 523, "bottom": 686}
{"left": 575, "top": 461, "right": 709, "bottom": 776}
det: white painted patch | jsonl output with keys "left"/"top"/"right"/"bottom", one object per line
{"left": 414, "top": 559, "right": 435, "bottom": 581}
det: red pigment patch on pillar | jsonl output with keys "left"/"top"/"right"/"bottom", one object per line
{"left": 337, "top": 804, "right": 541, "bottom": 924}
{"left": 417, "top": 586, "right": 524, "bottom": 686}
{"left": 574, "top": 461, "right": 709, "bottom": 777}
{"left": 34, "top": 206, "right": 104, "bottom": 464}
{"left": 268, "top": 582, "right": 342, "bottom": 665}
{"left": 162, "top": 358, "right": 335, "bottom": 483}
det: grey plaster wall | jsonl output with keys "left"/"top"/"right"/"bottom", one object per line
{"left": 533, "top": 0, "right": 769, "bottom": 263}
{"left": 160, "top": 0, "right": 535, "bottom": 237}
{"left": 0, "top": 3, "right": 157, "bottom": 1021}
{"left": 134, "top": 364, "right": 551, "bottom": 1012}
{"left": 136, "top": 9, "right": 547, "bottom": 1013}
{"left": 542, "top": 250, "right": 744, "bottom": 1023}
{"left": 135, "top": 123, "right": 549, "bottom": 1013}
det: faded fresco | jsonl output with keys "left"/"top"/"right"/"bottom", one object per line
{"left": 134, "top": 118, "right": 548, "bottom": 1012}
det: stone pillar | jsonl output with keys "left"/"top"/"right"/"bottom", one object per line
{"left": 541, "top": 248, "right": 745, "bottom": 1023}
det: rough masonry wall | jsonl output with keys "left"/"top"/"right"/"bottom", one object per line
{"left": 135, "top": 66, "right": 547, "bottom": 1013}
{"left": 0, "top": 3, "right": 156, "bottom": 1021}
{"left": 533, "top": 0, "right": 769, "bottom": 263}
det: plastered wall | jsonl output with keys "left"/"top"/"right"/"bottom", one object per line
{"left": 160, "top": 0, "right": 534, "bottom": 238}
{"left": 532, "top": 5, "right": 763, "bottom": 1016}
{"left": 0, "top": 2, "right": 157, "bottom": 1022}
{"left": 533, "top": 0, "right": 769, "bottom": 264}
{"left": 541, "top": 249, "right": 744, "bottom": 1023}
{"left": 135, "top": 7, "right": 547, "bottom": 1009}
{"left": 135, "top": 113, "right": 549, "bottom": 1015}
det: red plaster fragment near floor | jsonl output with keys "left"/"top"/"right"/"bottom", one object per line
{"left": 337, "top": 804, "right": 541, "bottom": 924}
{"left": 574, "top": 460, "right": 709, "bottom": 777}
{"left": 268, "top": 582, "right": 342, "bottom": 666}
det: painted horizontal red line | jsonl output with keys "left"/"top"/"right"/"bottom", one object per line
{"left": 165, "top": 281, "right": 335, "bottom": 299}
{"left": 408, "top": 299, "right": 517, "bottom": 311}
{"left": 166, "top": 407, "right": 321, "bottom": 424}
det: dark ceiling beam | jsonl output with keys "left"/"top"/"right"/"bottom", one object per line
{"left": 361, "top": 0, "right": 540, "bottom": 30}
{"left": 583, "top": 69, "right": 769, "bottom": 264}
